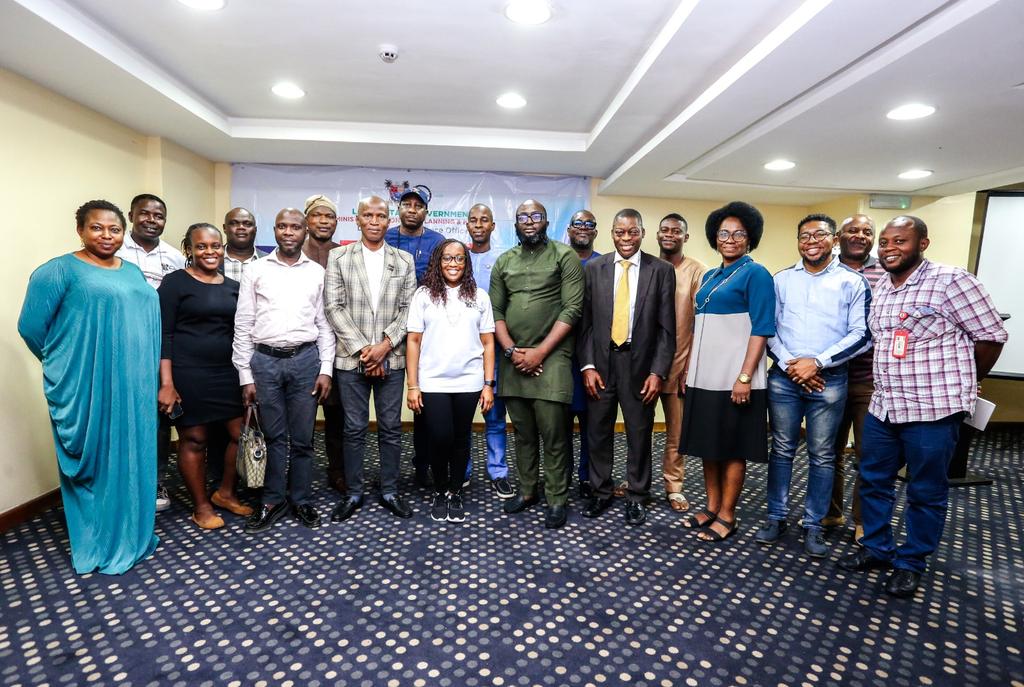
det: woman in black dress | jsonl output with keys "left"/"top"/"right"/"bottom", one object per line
{"left": 157, "top": 223, "right": 251, "bottom": 529}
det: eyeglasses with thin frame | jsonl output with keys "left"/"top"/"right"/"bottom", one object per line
{"left": 441, "top": 254, "right": 466, "bottom": 265}
{"left": 798, "top": 230, "right": 833, "bottom": 243}
{"left": 612, "top": 229, "right": 643, "bottom": 239}
{"left": 570, "top": 220, "right": 597, "bottom": 230}
{"left": 716, "top": 229, "right": 748, "bottom": 242}
{"left": 516, "top": 212, "right": 546, "bottom": 224}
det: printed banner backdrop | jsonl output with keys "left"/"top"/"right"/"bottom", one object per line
{"left": 230, "top": 164, "right": 591, "bottom": 252}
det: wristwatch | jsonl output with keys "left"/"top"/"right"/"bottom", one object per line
{"left": 483, "top": 380, "right": 497, "bottom": 388}
{"left": 814, "top": 358, "right": 824, "bottom": 370}
{"left": 736, "top": 373, "right": 752, "bottom": 384}
{"left": 504, "top": 345, "right": 518, "bottom": 359}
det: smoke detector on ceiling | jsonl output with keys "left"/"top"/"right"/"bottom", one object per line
{"left": 379, "top": 44, "right": 399, "bottom": 64}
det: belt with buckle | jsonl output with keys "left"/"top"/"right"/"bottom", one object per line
{"left": 257, "top": 341, "right": 314, "bottom": 358}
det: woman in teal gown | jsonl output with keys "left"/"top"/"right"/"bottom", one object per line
{"left": 18, "top": 199, "right": 160, "bottom": 575}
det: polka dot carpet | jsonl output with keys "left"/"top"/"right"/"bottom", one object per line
{"left": 1, "top": 428, "right": 1022, "bottom": 686}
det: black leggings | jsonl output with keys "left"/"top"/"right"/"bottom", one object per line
{"left": 421, "top": 391, "right": 479, "bottom": 494}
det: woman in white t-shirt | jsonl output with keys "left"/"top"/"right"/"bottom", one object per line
{"left": 406, "top": 239, "right": 496, "bottom": 523}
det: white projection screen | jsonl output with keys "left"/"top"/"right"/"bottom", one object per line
{"left": 975, "top": 192, "right": 1023, "bottom": 378}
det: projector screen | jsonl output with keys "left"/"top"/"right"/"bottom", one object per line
{"left": 975, "top": 192, "right": 1023, "bottom": 378}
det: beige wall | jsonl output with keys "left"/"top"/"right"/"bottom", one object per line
{"left": 0, "top": 68, "right": 216, "bottom": 514}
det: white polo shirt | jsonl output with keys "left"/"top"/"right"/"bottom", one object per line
{"left": 116, "top": 232, "right": 185, "bottom": 289}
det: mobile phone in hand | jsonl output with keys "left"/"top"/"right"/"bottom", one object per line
{"left": 168, "top": 401, "right": 184, "bottom": 420}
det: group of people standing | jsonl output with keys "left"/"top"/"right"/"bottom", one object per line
{"left": 19, "top": 189, "right": 1006, "bottom": 601}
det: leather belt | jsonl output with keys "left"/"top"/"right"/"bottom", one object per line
{"left": 257, "top": 341, "right": 315, "bottom": 358}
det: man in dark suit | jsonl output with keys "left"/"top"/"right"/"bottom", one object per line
{"left": 578, "top": 208, "right": 676, "bottom": 525}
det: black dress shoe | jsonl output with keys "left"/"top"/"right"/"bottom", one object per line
{"left": 544, "top": 504, "right": 568, "bottom": 529}
{"left": 293, "top": 503, "right": 321, "bottom": 528}
{"left": 582, "top": 497, "right": 613, "bottom": 518}
{"left": 244, "top": 501, "right": 288, "bottom": 533}
{"left": 625, "top": 500, "right": 646, "bottom": 526}
{"left": 836, "top": 548, "right": 892, "bottom": 572}
{"left": 330, "top": 497, "right": 363, "bottom": 522}
{"left": 379, "top": 493, "right": 413, "bottom": 518}
{"left": 578, "top": 482, "right": 593, "bottom": 500}
{"left": 884, "top": 569, "right": 922, "bottom": 598}
{"left": 503, "top": 494, "right": 539, "bottom": 514}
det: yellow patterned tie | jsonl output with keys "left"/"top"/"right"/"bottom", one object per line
{"left": 611, "top": 260, "right": 631, "bottom": 345}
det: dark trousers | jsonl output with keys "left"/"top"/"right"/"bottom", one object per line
{"left": 422, "top": 391, "right": 478, "bottom": 494}
{"left": 828, "top": 379, "right": 873, "bottom": 524}
{"left": 413, "top": 413, "right": 431, "bottom": 476}
{"left": 859, "top": 412, "right": 962, "bottom": 573}
{"left": 585, "top": 348, "right": 654, "bottom": 502}
{"left": 337, "top": 368, "right": 404, "bottom": 497}
{"left": 157, "top": 414, "right": 171, "bottom": 480}
{"left": 322, "top": 382, "right": 346, "bottom": 489}
{"left": 504, "top": 397, "right": 570, "bottom": 506}
{"left": 250, "top": 346, "right": 320, "bottom": 507}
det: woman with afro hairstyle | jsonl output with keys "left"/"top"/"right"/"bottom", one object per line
{"left": 405, "top": 239, "right": 496, "bottom": 523}
{"left": 679, "top": 201, "right": 776, "bottom": 542}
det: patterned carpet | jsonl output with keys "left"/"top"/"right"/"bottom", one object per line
{"left": 1, "top": 428, "right": 1022, "bottom": 687}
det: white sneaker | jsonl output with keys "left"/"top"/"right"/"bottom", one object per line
{"left": 156, "top": 484, "right": 170, "bottom": 512}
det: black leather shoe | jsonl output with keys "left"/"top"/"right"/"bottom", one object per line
{"left": 582, "top": 497, "right": 613, "bottom": 518}
{"left": 578, "top": 482, "right": 593, "bottom": 500}
{"left": 544, "top": 504, "right": 568, "bottom": 529}
{"left": 330, "top": 497, "right": 363, "bottom": 522}
{"left": 884, "top": 569, "right": 922, "bottom": 598}
{"left": 379, "top": 493, "right": 413, "bottom": 518}
{"left": 292, "top": 503, "right": 321, "bottom": 528}
{"left": 503, "top": 494, "right": 539, "bottom": 514}
{"left": 837, "top": 548, "right": 892, "bottom": 572}
{"left": 244, "top": 501, "right": 288, "bottom": 533}
{"left": 625, "top": 500, "right": 646, "bottom": 526}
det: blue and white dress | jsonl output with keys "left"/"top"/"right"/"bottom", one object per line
{"left": 679, "top": 255, "right": 776, "bottom": 462}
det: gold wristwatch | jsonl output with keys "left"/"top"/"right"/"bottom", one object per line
{"left": 737, "top": 373, "right": 752, "bottom": 384}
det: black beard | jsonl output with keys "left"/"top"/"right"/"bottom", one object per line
{"left": 516, "top": 227, "right": 547, "bottom": 247}
{"left": 569, "top": 235, "right": 592, "bottom": 250}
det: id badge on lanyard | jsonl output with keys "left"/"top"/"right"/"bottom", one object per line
{"left": 892, "top": 311, "right": 910, "bottom": 359}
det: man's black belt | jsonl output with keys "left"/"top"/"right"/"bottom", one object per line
{"left": 257, "top": 341, "right": 315, "bottom": 358}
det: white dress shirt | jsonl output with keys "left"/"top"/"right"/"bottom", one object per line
{"left": 116, "top": 232, "right": 185, "bottom": 289}
{"left": 232, "top": 249, "right": 336, "bottom": 385}
{"left": 613, "top": 250, "right": 641, "bottom": 343}
{"left": 362, "top": 242, "right": 386, "bottom": 312}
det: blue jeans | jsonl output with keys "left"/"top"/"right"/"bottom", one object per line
{"left": 465, "top": 367, "right": 509, "bottom": 480}
{"left": 336, "top": 368, "right": 405, "bottom": 497}
{"left": 859, "top": 412, "right": 962, "bottom": 573}
{"left": 767, "top": 365, "right": 847, "bottom": 529}
{"left": 250, "top": 346, "right": 321, "bottom": 507}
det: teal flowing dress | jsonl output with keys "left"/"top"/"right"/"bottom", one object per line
{"left": 18, "top": 254, "right": 160, "bottom": 575}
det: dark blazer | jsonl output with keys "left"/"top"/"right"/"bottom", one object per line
{"left": 577, "top": 251, "right": 676, "bottom": 396}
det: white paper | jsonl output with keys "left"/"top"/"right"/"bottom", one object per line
{"left": 965, "top": 398, "right": 996, "bottom": 430}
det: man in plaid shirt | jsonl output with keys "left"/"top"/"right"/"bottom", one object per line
{"left": 838, "top": 215, "right": 1006, "bottom": 598}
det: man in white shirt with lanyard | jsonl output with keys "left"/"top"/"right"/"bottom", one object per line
{"left": 233, "top": 208, "right": 336, "bottom": 534}
{"left": 116, "top": 193, "right": 185, "bottom": 513}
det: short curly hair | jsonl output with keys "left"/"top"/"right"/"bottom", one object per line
{"left": 705, "top": 201, "right": 764, "bottom": 251}
{"left": 76, "top": 199, "right": 126, "bottom": 230}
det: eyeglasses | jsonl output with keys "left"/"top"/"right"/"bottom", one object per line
{"left": 441, "top": 254, "right": 466, "bottom": 265}
{"left": 612, "top": 229, "right": 642, "bottom": 239}
{"left": 516, "top": 212, "right": 546, "bottom": 224}
{"left": 716, "top": 229, "right": 748, "bottom": 242}
{"left": 798, "top": 230, "right": 832, "bottom": 243}
{"left": 570, "top": 220, "right": 597, "bottom": 230}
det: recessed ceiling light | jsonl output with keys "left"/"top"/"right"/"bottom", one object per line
{"left": 898, "top": 169, "right": 933, "bottom": 180}
{"left": 496, "top": 92, "right": 527, "bottom": 109}
{"left": 504, "top": 0, "right": 552, "bottom": 25}
{"left": 764, "top": 159, "right": 796, "bottom": 171}
{"left": 886, "top": 103, "right": 936, "bottom": 120}
{"left": 177, "top": 0, "right": 226, "bottom": 10}
{"left": 272, "top": 82, "right": 305, "bottom": 99}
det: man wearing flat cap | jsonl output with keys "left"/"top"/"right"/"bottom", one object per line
{"left": 302, "top": 194, "right": 347, "bottom": 494}
{"left": 384, "top": 185, "right": 446, "bottom": 487}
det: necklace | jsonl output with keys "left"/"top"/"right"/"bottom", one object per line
{"left": 695, "top": 260, "right": 749, "bottom": 312}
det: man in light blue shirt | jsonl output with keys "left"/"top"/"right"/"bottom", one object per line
{"left": 757, "top": 213, "right": 870, "bottom": 559}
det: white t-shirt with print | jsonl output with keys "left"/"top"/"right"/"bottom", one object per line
{"left": 407, "top": 285, "right": 495, "bottom": 393}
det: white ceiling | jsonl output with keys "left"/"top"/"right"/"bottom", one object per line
{"left": 3, "top": 0, "right": 1023, "bottom": 204}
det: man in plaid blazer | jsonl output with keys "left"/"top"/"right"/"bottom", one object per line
{"left": 324, "top": 195, "right": 418, "bottom": 521}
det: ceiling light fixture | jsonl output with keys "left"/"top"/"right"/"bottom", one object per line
{"left": 272, "top": 82, "right": 305, "bottom": 99}
{"left": 176, "top": 0, "right": 226, "bottom": 10}
{"left": 504, "top": 0, "right": 552, "bottom": 25}
{"left": 886, "top": 103, "right": 936, "bottom": 120}
{"left": 764, "top": 159, "right": 796, "bottom": 171}
{"left": 898, "top": 169, "right": 933, "bottom": 180}
{"left": 496, "top": 92, "right": 527, "bottom": 109}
